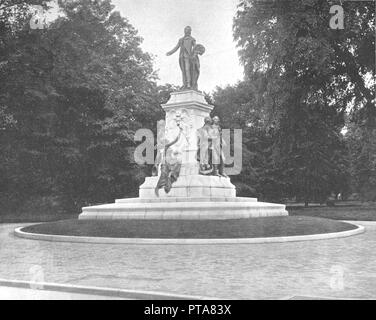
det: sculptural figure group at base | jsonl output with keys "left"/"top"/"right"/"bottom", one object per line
{"left": 154, "top": 115, "right": 227, "bottom": 197}
{"left": 197, "top": 116, "right": 228, "bottom": 178}
{"left": 152, "top": 121, "right": 183, "bottom": 196}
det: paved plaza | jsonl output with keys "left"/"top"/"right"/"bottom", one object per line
{"left": 0, "top": 222, "right": 375, "bottom": 299}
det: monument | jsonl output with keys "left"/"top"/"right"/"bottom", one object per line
{"left": 79, "top": 27, "right": 288, "bottom": 220}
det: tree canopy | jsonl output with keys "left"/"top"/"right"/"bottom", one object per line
{"left": 0, "top": 0, "right": 168, "bottom": 216}
{"left": 212, "top": 0, "right": 375, "bottom": 203}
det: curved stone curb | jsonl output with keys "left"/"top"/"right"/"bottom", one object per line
{"left": 14, "top": 223, "right": 364, "bottom": 245}
{"left": 342, "top": 220, "right": 376, "bottom": 226}
{"left": 0, "top": 278, "right": 216, "bottom": 300}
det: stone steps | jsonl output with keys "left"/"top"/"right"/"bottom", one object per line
{"left": 115, "top": 197, "right": 258, "bottom": 203}
{"left": 79, "top": 200, "right": 288, "bottom": 220}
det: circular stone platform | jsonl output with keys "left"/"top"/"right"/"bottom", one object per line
{"left": 14, "top": 217, "right": 364, "bottom": 245}
{"left": 79, "top": 197, "right": 288, "bottom": 220}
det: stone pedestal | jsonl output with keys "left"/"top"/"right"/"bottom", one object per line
{"left": 139, "top": 90, "right": 237, "bottom": 200}
{"left": 78, "top": 90, "right": 288, "bottom": 220}
{"left": 161, "top": 90, "right": 212, "bottom": 176}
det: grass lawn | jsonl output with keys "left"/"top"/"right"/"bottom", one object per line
{"left": 289, "top": 202, "right": 376, "bottom": 221}
{"left": 21, "top": 216, "right": 357, "bottom": 239}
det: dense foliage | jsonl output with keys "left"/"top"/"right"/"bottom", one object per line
{"left": 213, "top": 0, "right": 375, "bottom": 203}
{"left": 0, "top": 0, "right": 168, "bottom": 216}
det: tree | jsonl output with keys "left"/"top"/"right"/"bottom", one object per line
{"left": 0, "top": 0, "right": 164, "bottom": 216}
{"left": 230, "top": 0, "right": 374, "bottom": 205}
{"left": 212, "top": 80, "right": 286, "bottom": 201}
{"left": 346, "top": 123, "right": 376, "bottom": 201}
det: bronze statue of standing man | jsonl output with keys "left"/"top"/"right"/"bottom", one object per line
{"left": 166, "top": 26, "right": 204, "bottom": 90}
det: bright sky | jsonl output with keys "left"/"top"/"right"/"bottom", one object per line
{"left": 111, "top": 0, "right": 244, "bottom": 93}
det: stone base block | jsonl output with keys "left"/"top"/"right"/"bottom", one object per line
{"left": 139, "top": 175, "right": 236, "bottom": 199}
{"left": 79, "top": 198, "right": 288, "bottom": 220}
